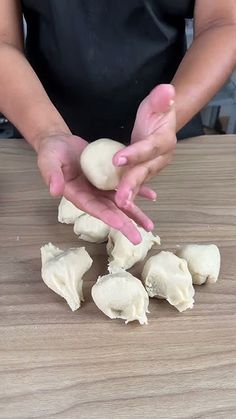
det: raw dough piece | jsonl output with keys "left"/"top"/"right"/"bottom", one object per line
{"left": 41, "top": 243, "right": 92, "bottom": 311}
{"left": 91, "top": 271, "right": 149, "bottom": 325}
{"left": 176, "top": 244, "right": 221, "bottom": 285}
{"left": 107, "top": 226, "right": 160, "bottom": 272}
{"left": 142, "top": 251, "right": 195, "bottom": 312}
{"left": 80, "top": 138, "right": 126, "bottom": 190}
{"left": 58, "top": 197, "right": 110, "bottom": 243}
{"left": 74, "top": 213, "right": 110, "bottom": 243}
{"left": 58, "top": 197, "right": 84, "bottom": 224}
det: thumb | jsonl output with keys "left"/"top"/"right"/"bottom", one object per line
{"left": 148, "top": 84, "right": 175, "bottom": 115}
{"left": 49, "top": 170, "right": 65, "bottom": 196}
{"left": 38, "top": 156, "right": 65, "bottom": 197}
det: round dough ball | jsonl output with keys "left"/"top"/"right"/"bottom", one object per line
{"left": 80, "top": 138, "right": 126, "bottom": 190}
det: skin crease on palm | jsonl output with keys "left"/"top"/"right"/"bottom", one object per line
{"left": 37, "top": 84, "right": 176, "bottom": 245}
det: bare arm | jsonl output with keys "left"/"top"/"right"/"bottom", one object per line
{"left": 0, "top": 0, "right": 155, "bottom": 244}
{"left": 172, "top": 0, "right": 236, "bottom": 131}
{"left": 113, "top": 0, "right": 236, "bottom": 212}
{"left": 0, "top": 0, "right": 70, "bottom": 150}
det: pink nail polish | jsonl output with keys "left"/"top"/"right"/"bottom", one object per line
{"left": 146, "top": 221, "right": 154, "bottom": 231}
{"left": 117, "top": 156, "right": 128, "bottom": 166}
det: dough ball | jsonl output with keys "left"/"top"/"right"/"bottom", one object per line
{"left": 41, "top": 243, "right": 93, "bottom": 311}
{"left": 58, "top": 197, "right": 84, "bottom": 224}
{"left": 80, "top": 138, "right": 126, "bottom": 190}
{"left": 91, "top": 271, "right": 149, "bottom": 325}
{"left": 176, "top": 244, "right": 221, "bottom": 285}
{"left": 73, "top": 213, "right": 110, "bottom": 243}
{"left": 107, "top": 225, "right": 160, "bottom": 272}
{"left": 142, "top": 251, "right": 195, "bottom": 312}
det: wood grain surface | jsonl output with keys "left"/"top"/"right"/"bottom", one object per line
{"left": 0, "top": 136, "right": 236, "bottom": 419}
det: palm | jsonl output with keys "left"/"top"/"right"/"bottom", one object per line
{"left": 113, "top": 84, "right": 176, "bottom": 209}
{"left": 38, "top": 134, "right": 152, "bottom": 244}
{"left": 131, "top": 87, "right": 175, "bottom": 143}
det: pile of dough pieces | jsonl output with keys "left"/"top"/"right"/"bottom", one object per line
{"left": 41, "top": 139, "right": 221, "bottom": 325}
{"left": 41, "top": 197, "right": 221, "bottom": 325}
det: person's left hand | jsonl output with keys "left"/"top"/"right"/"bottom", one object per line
{"left": 113, "top": 84, "right": 176, "bottom": 211}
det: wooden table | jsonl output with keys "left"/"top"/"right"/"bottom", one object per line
{"left": 0, "top": 136, "right": 236, "bottom": 419}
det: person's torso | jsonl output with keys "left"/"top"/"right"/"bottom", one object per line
{"left": 21, "top": 0, "right": 196, "bottom": 141}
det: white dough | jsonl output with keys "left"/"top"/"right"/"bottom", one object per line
{"left": 58, "top": 197, "right": 84, "bottom": 224}
{"left": 107, "top": 225, "right": 160, "bottom": 272}
{"left": 73, "top": 213, "right": 110, "bottom": 243}
{"left": 91, "top": 271, "right": 149, "bottom": 325}
{"left": 80, "top": 138, "right": 126, "bottom": 190}
{"left": 58, "top": 197, "right": 110, "bottom": 243}
{"left": 176, "top": 244, "right": 221, "bottom": 285}
{"left": 41, "top": 243, "right": 93, "bottom": 311}
{"left": 142, "top": 251, "right": 195, "bottom": 312}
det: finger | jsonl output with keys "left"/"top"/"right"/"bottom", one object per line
{"left": 37, "top": 155, "right": 65, "bottom": 197}
{"left": 102, "top": 188, "right": 155, "bottom": 228}
{"left": 122, "top": 200, "right": 154, "bottom": 232}
{"left": 133, "top": 84, "right": 176, "bottom": 139}
{"left": 49, "top": 172, "right": 65, "bottom": 196}
{"left": 137, "top": 185, "right": 157, "bottom": 201}
{"left": 64, "top": 176, "right": 142, "bottom": 244}
{"left": 115, "top": 154, "right": 171, "bottom": 208}
{"left": 148, "top": 84, "right": 175, "bottom": 115}
{"left": 113, "top": 84, "right": 175, "bottom": 168}
{"left": 113, "top": 133, "right": 175, "bottom": 168}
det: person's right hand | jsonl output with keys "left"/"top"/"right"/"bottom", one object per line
{"left": 37, "top": 134, "right": 155, "bottom": 244}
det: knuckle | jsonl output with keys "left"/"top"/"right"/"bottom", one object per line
{"left": 144, "top": 163, "right": 155, "bottom": 178}
{"left": 152, "top": 144, "right": 159, "bottom": 157}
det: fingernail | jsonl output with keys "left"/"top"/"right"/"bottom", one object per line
{"left": 128, "top": 190, "right": 133, "bottom": 201}
{"left": 116, "top": 156, "right": 128, "bottom": 166}
{"left": 151, "top": 191, "right": 157, "bottom": 200}
{"left": 146, "top": 221, "right": 154, "bottom": 231}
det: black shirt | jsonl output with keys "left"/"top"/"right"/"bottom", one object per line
{"left": 21, "top": 0, "right": 202, "bottom": 141}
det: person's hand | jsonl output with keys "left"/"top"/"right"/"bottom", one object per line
{"left": 37, "top": 133, "right": 155, "bottom": 244}
{"left": 113, "top": 84, "right": 176, "bottom": 210}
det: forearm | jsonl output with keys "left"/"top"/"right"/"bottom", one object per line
{"left": 0, "top": 43, "right": 70, "bottom": 150}
{"left": 172, "top": 24, "right": 236, "bottom": 132}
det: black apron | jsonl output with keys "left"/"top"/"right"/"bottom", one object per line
{"left": 21, "top": 0, "right": 203, "bottom": 142}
